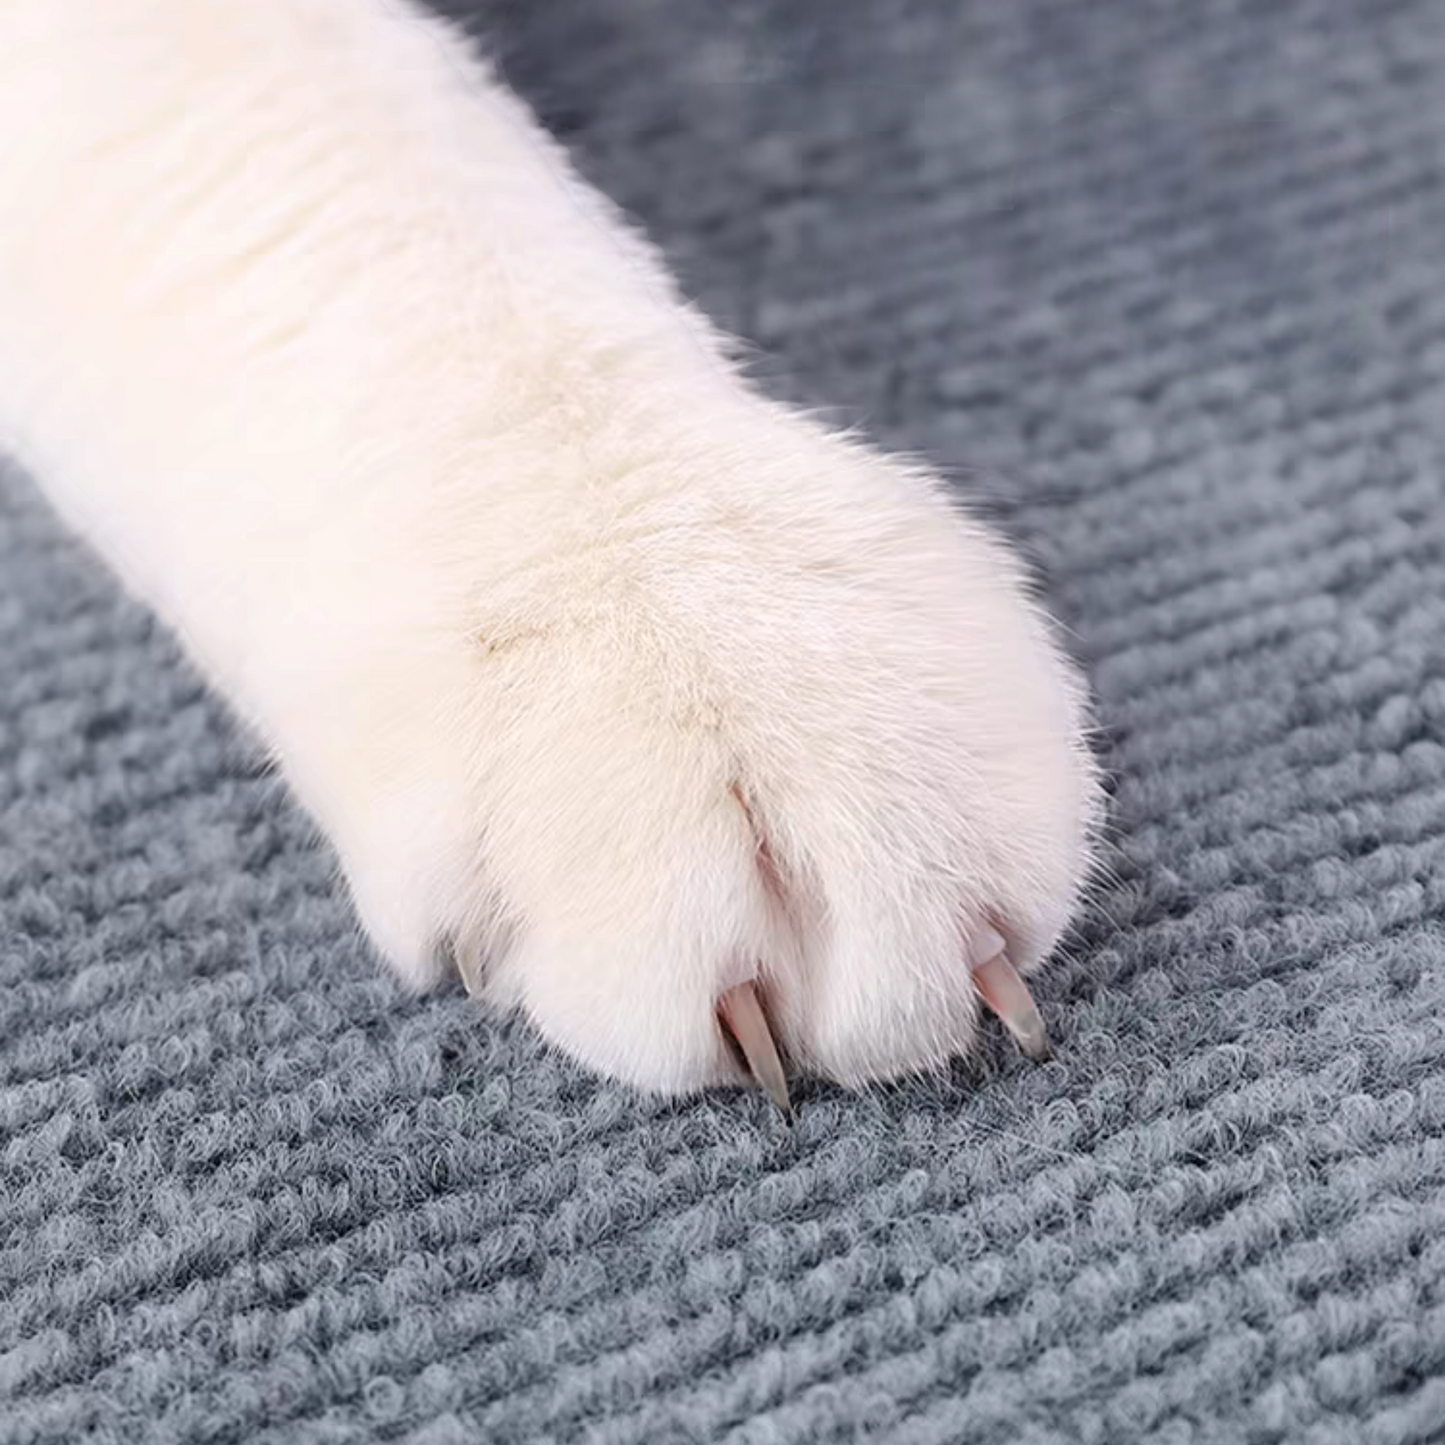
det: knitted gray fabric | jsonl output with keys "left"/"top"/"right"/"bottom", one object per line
{"left": 4, "top": 0, "right": 1445, "bottom": 1440}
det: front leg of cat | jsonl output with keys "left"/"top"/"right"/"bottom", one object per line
{"left": 0, "top": 0, "right": 1101, "bottom": 1095}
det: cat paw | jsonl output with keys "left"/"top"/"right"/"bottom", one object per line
{"left": 288, "top": 407, "right": 1101, "bottom": 1099}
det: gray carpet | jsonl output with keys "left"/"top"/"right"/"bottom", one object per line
{"left": 4, "top": 0, "right": 1445, "bottom": 1440}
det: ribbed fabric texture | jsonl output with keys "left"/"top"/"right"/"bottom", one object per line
{"left": 5, "top": 1, "right": 1445, "bottom": 1440}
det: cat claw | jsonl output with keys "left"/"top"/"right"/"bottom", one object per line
{"left": 970, "top": 929, "right": 1051, "bottom": 1060}
{"left": 454, "top": 938, "right": 486, "bottom": 1000}
{"left": 717, "top": 980, "right": 792, "bottom": 1114}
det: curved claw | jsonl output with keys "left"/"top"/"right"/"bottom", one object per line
{"left": 971, "top": 933, "right": 1051, "bottom": 1061}
{"left": 453, "top": 938, "right": 486, "bottom": 1000}
{"left": 718, "top": 980, "right": 791, "bottom": 1114}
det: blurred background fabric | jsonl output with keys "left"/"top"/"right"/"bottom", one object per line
{"left": 5, "top": 1, "right": 1445, "bottom": 1440}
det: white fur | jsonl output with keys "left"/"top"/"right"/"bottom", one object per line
{"left": 0, "top": 0, "right": 1101, "bottom": 1093}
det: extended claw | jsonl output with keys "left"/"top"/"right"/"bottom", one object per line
{"left": 454, "top": 938, "right": 485, "bottom": 1000}
{"left": 717, "top": 980, "right": 791, "bottom": 1114}
{"left": 970, "top": 929, "right": 1051, "bottom": 1061}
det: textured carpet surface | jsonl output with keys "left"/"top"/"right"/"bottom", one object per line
{"left": 5, "top": 1, "right": 1445, "bottom": 1441}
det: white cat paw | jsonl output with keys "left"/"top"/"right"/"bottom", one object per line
{"left": 293, "top": 406, "right": 1102, "bottom": 1100}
